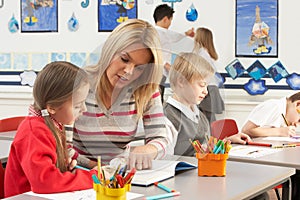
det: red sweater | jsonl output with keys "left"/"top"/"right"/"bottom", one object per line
{"left": 4, "top": 117, "right": 96, "bottom": 198}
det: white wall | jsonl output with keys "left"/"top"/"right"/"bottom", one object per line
{"left": 0, "top": 0, "right": 299, "bottom": 128}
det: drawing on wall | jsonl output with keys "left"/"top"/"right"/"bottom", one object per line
{"left": 235, "top": 0, "right": 278, "bottom": 57}
{"left": 98, "top": 0, "right": 137, "bottom": 32}
{"left": 21, "top": 0, "right": 58, "bottom": 32}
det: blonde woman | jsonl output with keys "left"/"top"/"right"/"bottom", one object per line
{"left": 73, "top": 19, "right": 170, "bottom": 170}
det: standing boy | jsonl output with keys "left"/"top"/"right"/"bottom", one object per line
{"left": 153, "top": 4, "right": 194, "bottom": 102}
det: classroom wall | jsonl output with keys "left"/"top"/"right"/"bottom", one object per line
{"left": 0, "top": 0, "right": 299, "bottom": 128}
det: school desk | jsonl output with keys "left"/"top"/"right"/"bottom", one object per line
{"left": 228, "top": 138, "right": 300, "bottom": 170}
{"left": 2, "top": 157, "right": 295, "bottom": 200}
{"left": 0, "top": 130, "right": 15, "bottom": 141}
{"left": 0, "top": 140, "right": 12, "bottom": 163}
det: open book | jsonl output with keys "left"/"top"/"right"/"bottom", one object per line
{"left": 131, "top": 160, "right": 196, "bottom": 186}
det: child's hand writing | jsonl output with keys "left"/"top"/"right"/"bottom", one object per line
{"left": 68, "top": 158, "right": 77, "bottom": 171}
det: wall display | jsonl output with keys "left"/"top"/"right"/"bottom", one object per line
{"left": 67, "top": 13, "right": 79, "bottom": 32}
{"left": 81, "top": 0, "right": 90, "bottom": 8}
{"left": 21, "top": 0, "right": 58, "bottom": 32}
{"left": 98, "top": 0, "right": 137, "bottom": 32}
{"left": 186, "top": 3, "right": 198, "bottom": 22}
{"left": 235, "top": 0, "right": 278, "bottom": 57}
{"left": 162, "top": 0, "right": 182, "bottom": 8}
{"left": 8, "top": 14, "right": 19, "bottom": 33}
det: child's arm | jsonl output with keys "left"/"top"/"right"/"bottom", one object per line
{"left": 242, "top": 120, "right": 296, "bottom": 138}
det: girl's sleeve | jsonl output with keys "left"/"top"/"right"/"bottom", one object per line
{"left": 16, "top": 126, "right": 95, "bottom": 194}
{"left": 142, "top": 91, "right": 171, "bottom": 159}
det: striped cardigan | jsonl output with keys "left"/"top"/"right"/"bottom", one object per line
{"left": 72, "top": 88, "right": 169, "bottom": 166}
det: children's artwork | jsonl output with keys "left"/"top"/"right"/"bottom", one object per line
{"left": 98, "top": 0, "right": 137, "bottom": 32}
{"left": 225, "top": 59, "right": 245, "bottom": 80}
{"left": 186, "top": 3, "right": 198, "bottom": 22}
{"left": 67, "top": 13, "right": 79, "bottom": 32}
{"left": 267, "top": 61, "right": 289, "bottom": 83}
{"left": 244, "top": 79, "right": 268, "bottom": 95}
{"left": 286, "top": 73, "right": 300, "bottom": 90}
{"left": 8, "top": 14, "right": 19, "bottom": 33}
{"left": 21, "top": 0, "right": 58, "bottom": 32}
{"left": 235, "top": 0, "right": 278, "bottom": 57}
{"left": 246, "top": 60, "right": 266, "bottom": 80}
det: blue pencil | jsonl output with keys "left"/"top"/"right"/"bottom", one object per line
{"left": 144, "top": 191, "right": 181, "bottom": 200}
{"left": 75, "top": 165, "right": 90, "bottom": 171}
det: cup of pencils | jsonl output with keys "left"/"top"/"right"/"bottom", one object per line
{"left": 93, "top": 156, "right": 136, "bottom": 200}
{"left": 190, "top": 137, "right": 231, "bottom": 177}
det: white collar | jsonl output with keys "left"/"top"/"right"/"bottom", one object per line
{"left": 166, "top": 97, "right": 200, "bottom": 123}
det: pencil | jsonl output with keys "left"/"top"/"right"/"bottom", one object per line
{"left": 281, "top": 113, "right": 289, "bottom": 126}
{"left": 98, "top": 156, "right": 101, "bottom": 180}
{"left": 246, "top": 141, "right": 272, "bottom": 147}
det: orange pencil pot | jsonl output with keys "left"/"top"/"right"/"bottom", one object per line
{"left": 93, "top": 183, "right": 131, "bottom": 200}
{"left": 196, "top": 153, "right": 228, "bottom": 176}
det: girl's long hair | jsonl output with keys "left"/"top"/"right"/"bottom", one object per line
{"left": 33, "top": 61, "right": 88, "bottom": 172}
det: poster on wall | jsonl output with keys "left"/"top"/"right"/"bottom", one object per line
{"left": 98, "top": 0, "right": 137, "bottom": 32}
{"left": 235, "top": 0, "right": 278, "bottom": 57}
{"left": 21, "top": 0, "right": 58, "bottom": 32}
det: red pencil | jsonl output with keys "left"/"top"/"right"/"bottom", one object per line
{"left": 246, "top": 141, "right": 272, "bottom": 147}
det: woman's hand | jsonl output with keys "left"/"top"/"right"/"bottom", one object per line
{"left": 127, "top": 144, "right": 158, "bottom": 170}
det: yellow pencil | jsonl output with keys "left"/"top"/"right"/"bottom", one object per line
{"left": 98, "top": 156, "right": 101, "bottom": 180}
{"left": 281, "top": 113, "right": 289, "bottom": 126}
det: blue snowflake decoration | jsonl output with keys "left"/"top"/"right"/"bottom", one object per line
{"left": 267, "top": 61, "right": 289, "bottom": 83}
{"left": 247, "top": 60, "right": 267, "bottom": 80}
{"left": 225, "top": 59, "right": 245, "bottom": 80}
{"left": 286, "top": 73, "right": 300, "bottom": 90}
{"left": 244, "top": 79, "right": 268, "bottom": 95}
{"left": 20, "top": 71, "right": 37, "bottom": 87}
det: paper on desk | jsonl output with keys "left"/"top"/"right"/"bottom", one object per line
{"left": 26, "top": 189, "right": 144, "bottom": 200}
{"left": 262, "top": 136, "right": 300, "bottom": 142}
{"left": 229, "top": 146, "right": 282, "bottom": 158}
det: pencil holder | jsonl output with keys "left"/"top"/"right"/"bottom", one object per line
{"left": 93, "top": 183, "right": 131, "bottom": 200}
{"left": 196, "top": 153, "right": 228, "bottom": 176}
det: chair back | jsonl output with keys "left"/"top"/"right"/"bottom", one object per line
{"left": 0, "top": 116, "right": 26, "bottom": 132}
{"left": 210, "top": 119, "right": 239, "bottom": 140}
{"left": 0, "top": 160, "right": 4, "bottom": 198}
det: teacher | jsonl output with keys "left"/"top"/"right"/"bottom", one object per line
{"left": 72, "top": 19, "right": 170, "bottom": 170}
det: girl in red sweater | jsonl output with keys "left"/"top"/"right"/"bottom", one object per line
{"left": 4, "top": 61, "right": 96, "bottom": 197}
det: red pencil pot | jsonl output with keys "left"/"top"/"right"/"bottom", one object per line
{"left": 196, "top": 153, "right": 228, "bottom": 176}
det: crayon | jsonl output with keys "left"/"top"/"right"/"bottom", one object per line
{"left": 154, "top": 182, "right": 176, "bottom": 193}
{"left": 246, "top": 141, "right": 272, "bottom": 147}
{"left": 74, "top": 165, "right": 90, "bottom": 171}
{"left": 144, "top": 191, "right": 181, "bottom": 200}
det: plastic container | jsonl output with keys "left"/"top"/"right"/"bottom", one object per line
{"left": 93, "top": 183, "right": 131, "bottom": 200}
{"left": 196, "top": 153, "right": 228, "bottom": 176}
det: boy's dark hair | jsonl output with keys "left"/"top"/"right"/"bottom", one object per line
{"left": 153, "top": 4, "right": 174, "bottom": 23}
{"left": 288, "top": 92, "right": 300, "bottom": 102}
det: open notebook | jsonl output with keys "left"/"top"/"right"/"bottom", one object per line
{"left": 131, "top": 160, "right": 196, "bottom": 186}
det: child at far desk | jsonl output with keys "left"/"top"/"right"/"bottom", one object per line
{"left": 4, "top": 61, "right": 97, "bottom": 198}
{"left": 164, "top": 52, "right": 251, "bottom": 156}
{"left": 242, "top": 91, "right": 300, "bottom": 138}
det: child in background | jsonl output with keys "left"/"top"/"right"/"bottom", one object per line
{"left": 153, "top": 4, "right": 194, "bottom": 103}
{"left": 4, "top": 61, "right": 96, "bottom": 198}
{"left": 242, "top": 92, "right": 300, "bottom": 138}
{"left": 164, "top": 52, "right": 251, "bottom": 156}
{"left": 193, "top": 27, "right": 224, "bottom": 123}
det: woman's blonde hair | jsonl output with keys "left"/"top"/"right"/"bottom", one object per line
{"left": 169, "top": 52, "right": 214, "bottom": 89}
{"left": 193, "top": 27, "right": 218, "bottom": 60}
{"left": 33, "top": 61, "right": 88, "bottom": 172}
{"left": 85, "top": 19, "right": 163, "bottom": 118}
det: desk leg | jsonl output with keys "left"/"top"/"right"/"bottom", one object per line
{"left": 281, "top": 177, "right": 291, "bottom": 200}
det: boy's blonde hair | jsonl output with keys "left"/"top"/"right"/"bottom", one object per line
{"left": 85, "top": 19, "right": 163, "bottom": 118}
{"left": 169, "top": 52, "right": 214, "bottom": 89}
